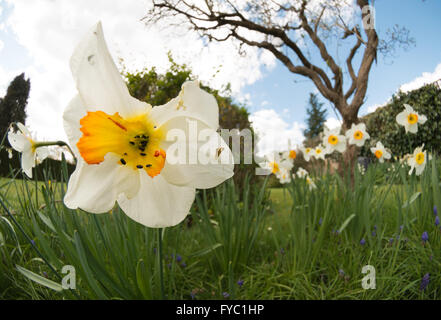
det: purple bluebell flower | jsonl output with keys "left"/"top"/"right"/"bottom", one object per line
{"left": 180, "top": 262, "right": 187, "bottom": 268}
{"left": 43, "top": 271, "right": 48, "bottom": 278}
{"left": 237, "top": 279, "right": 244, "bottom": 287}
{"left": 420, "top": 273, "right": 430, "bottom": 291}
{"left": 422, "top": 231, "right": 429, "bottom": 243}
{"left": 399, "top": 225, "right": 404, "bottom": 231}
{"left": 371, "top": 230, "right": 376, "bottom": 237}
{"left": 280, "top": 248, "right": 285, "bottom": 255}
{"left": 30, "top": 240, "right": 35, "bottom": 246}
{"left": 319, "top": 218, "right": 323, "bottom": 226}
{"left": 176, "top": 254, "right": 182, "bottom": 262}
{"left": 434, "top": 205, "right": 438, "bottom": 216}
{"left": 190, "top": 291, "right": 196, "bottom": 299}
{"left": 435, "top": 216, "right": 440, "bottom": 227}
{"left": 360, "top": 238, "right": 366, "bottom": 245}
{"left": 338, "top": 269, "right": 345, "bottom": 277}
{"left": 223, "top": 292, "right": 230, "bottom": 298}
{"left": 389, "top": 238, "right": 394, "bottom": 244}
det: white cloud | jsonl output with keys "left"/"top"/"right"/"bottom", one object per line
{"left": 3, "top": 0, "right": 276, "bottom": 141}
{"left": 0, "top": 39, "right": 3, "bottom": 53}
{"left": 324, "top": 117, "right": 342, "bottom": 131}
{"left": 399, "top": 62, "right": 441, "bottom": 93}
{"left": 249, "top": 108, "right": 305, "bottom": 156}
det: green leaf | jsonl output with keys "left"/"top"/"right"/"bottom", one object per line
{"left": 188, "top": 243, "right": 223, "bottom": 258}
{"left": 402, "top": 191, "right": 422, "bottom": 208}
{"left": 37, "top": 210, "right": 56, "bottom": 232}
{"left": 16, "top": 265, "right": 63, "bottom": 292}
{"left": 338, "top": 214, "right": 356, "bottom": 233}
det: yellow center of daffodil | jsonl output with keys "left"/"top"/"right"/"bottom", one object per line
{"left": 269, "top": 161, "right": 279, "bottom": 174}
{"left": 374, "top": 150, "right": 383, "bottom": 159}
{"left": 289, "top": 150, "right": 296, "bottom": 159}
{"left": 316, "top": 148, "right": 322, "bottom": 154}
{"left": 407, "top": 113, "right": 418, "bottom": 124}
{"left": 415, "top": 152, "right": 425, "bottom": 165}
{"left": 354, "top": 130, "right": 363, "bottom": 140}
{"left": 328, "top": 135, "right": 338, "bottom": 145}
{"left": 77, "top": 111, "right": 166, "bottom": 178}
{"left": 305, "top": 148, "right": 311, "bottom": 154}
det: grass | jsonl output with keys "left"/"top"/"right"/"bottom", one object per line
{"left": 0, "top": 159, "right": 440, "bottom": 300}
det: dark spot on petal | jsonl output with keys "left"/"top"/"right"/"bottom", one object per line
{"left": 136, "top": 165, "right": 143, "bottom": 169}
{"left": 120, "top": 159, "right": 126, "bottom": 165}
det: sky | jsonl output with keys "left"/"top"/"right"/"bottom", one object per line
{"left": 1, "top": 0, "right": 441, "bottom": 156}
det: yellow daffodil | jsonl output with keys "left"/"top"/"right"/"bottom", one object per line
{"left": 62, "top": 22, "right": 234, "bottom": 228}
{"left": 370, "top": 141, "right": 391, "bottom": 163}
{"left": 408, "top": 145, "right": 427, "bottom": 176}
{"left": 323, "top": 128, "right": 346, "bottom": 154}
{"left": 346, "top": 123, "right": 370, "bottom": 147}
{"left": 7, "top": 123, "right": 48, "bottom": 178}
{"left": 395, "top": 104, "right": 427, "bottom": 134}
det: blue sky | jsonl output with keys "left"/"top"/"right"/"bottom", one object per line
{"left": 0, "top": 0, "right": 440, "bottom": 155}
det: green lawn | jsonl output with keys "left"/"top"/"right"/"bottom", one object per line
{"left": 0, "top": 162, "right": 440, "bottom": 300}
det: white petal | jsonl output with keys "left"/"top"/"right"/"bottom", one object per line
{"left": 160, "top": 116, "right": 234, "bottom": 189}
{"left": 8, "top": 131, "right": 28, "bottom": 152}
{"left": 21, "top": 147, "right": 35, "bottom": 178}
{"left": 150, "top": 81, "right": 219, "bottom": 129}
{"left": 36, "top": 147, "right": 49, "bottom": 162}
{"left": 63, "top": 95, "right": 87, "bottom": 157}
{"left": 117, "top": 172, "right": 195, "bottom": 228}
{"left": 396, "top": 111, "right": 408, "bottom": 126}
{"left": 70, "top": 22, "right": 140, "bottom": 118}
{"left": 64, "top": 154, "right": 140, "bottom": 213}
{"left": 408, "top": 123, "right": 418, "bottom": 134}
{"left": 418, "top": 114, "right": 427, "bottom": 124}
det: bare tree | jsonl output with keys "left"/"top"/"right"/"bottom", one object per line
{"left": 143, "top": 0, "right": 413, "bottom": 164}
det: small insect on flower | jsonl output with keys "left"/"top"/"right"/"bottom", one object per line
{"left": 323, "top": 127, "right": 346, "bottom": 154}
{"left": 422, "top": 231, "right": 429, "bottom": 243}
{"left": 370, "top": 141, "right": 391, "bottom": 163}
{"left": 396, "top": 104, "right": 427, "bottom": 134}
{"left": 420, "top": 273, "right": 430, "bottom": 291}
{"left": 62, "top": 22, "right": 234, "bottom": 228}
{"left": 408, "top": 145, "right": 427, "bottom": 176}
{"left": 7, "top": 123, "right": 49, "bottom": 178}
{"left": 346, "top": 123, "right": 370, "bottom": 147}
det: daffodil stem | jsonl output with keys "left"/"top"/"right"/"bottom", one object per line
{"left": 34, "top": 141, "right": 77, "bottom": 165}
{"left": 157, "top": 228, "right": 165, "bottom": 299}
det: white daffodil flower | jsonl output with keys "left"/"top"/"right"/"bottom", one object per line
{"left": 346, "top": 123, "right": 370, "bottom": 147}
{"left": 7, "top": 123, "right": 48, "bottom": 178}
{"left": 313, "top": 145, "right": 326, "bottom": 160}
{"left": 281, "top": 149, "right": 297, "bottom": 164}
{"left": 306, "top": 176, "right": 317, "bottom": 190}
{"left": 276, "top": 167, "right": 291, "bottom": 184}
{"left": 323, "top": 127, "right": 346, "bottom": 154}
{"left": 370, "top": 141, "right": 391, "bottom": 163}
{"left": 408, "top": 145, "right": 427, "bottom": 176}
{"left": 258, "top": 151, "right": 293, "bottom": 175}
{"left": 296, "top": 167, "right": 308, "bottom": 179}
{"left": 395, "top": 104, "right": 427, "bottom": 134}
{"left": 62, "top": 22, "right": 234, "bottom": 228}
{"left": 300, "top": 146, "right": 313, "bottom": 162}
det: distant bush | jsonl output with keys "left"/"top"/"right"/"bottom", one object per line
{"left": 362, "top": 83, "right": 441, "bottom": 157}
